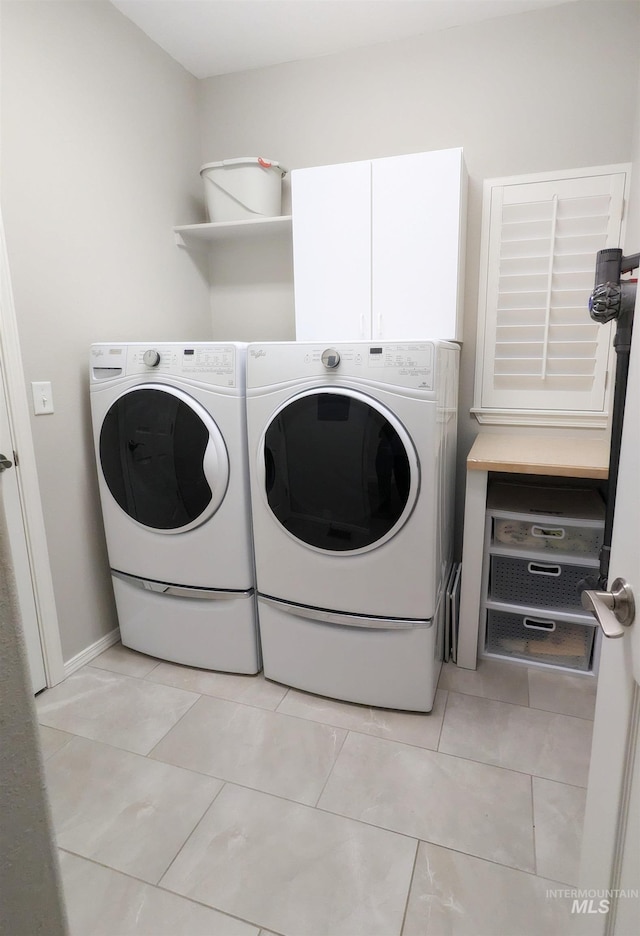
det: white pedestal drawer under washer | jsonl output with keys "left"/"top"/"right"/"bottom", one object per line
{"left": 89, "top": 342, "right": 260, "bottom": 673}
{"left": 245, "top": 340, "right": 459, "bottom": 711}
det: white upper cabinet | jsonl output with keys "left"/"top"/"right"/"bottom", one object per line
{"left": 473, "top": 164, "right": 630, "bottom": 428}
{"left": 291, "top": 160, "right": 372, "bottom": 341}
{"left": 292, "top": 148, "right": 467, "bottom": 342}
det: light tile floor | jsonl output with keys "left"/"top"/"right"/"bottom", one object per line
{"left": 37, "top": 646, "right": 597, "bottom": 936}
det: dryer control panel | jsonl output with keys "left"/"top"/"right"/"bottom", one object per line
{"left": 247, "top": 341, "right": 454, "bottom": 392}
{"left": 90, "top": 342, "right": 246, "bottom": 388}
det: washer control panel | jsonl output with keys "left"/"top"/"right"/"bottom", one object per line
{"left": 90, "top": 343, "right": 243, "bottom": 388}
{"left": 247, "top": 341, "right": 448, "bottom": 391}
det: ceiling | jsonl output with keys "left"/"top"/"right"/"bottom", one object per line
{"left": 110, "top": 0, "right": 576, "bottom": 79}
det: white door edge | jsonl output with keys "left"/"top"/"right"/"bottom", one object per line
{"left": 578, "top": 261, "right": 640, "bottom": 933}
{"left": 0, "top": 211, "right": 64, "bottom": 687}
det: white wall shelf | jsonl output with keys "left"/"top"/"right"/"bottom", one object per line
{"left": 174, "top": 216, "right": 292, "bottom": 248}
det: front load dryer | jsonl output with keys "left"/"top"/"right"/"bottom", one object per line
{"left": 245, "top": 340, "right": 458, "bottom": 711}
{"left": 90, "top": 342, "right": 260, "bottom": 673}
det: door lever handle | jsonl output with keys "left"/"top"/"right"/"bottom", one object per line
{"left": 0, "top": 453, "right": 13, "bottom": 471}
{"left": 581, "top": 577, "right": 635, "bottom": 638}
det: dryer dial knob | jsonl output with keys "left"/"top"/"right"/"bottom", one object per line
{"left": 143, "top": 350, "right": 161, "bottom": 367}
{"left": 321, "top": 348, "right": 341, "bottom": 369}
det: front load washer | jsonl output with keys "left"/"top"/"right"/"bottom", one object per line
{"left": 90, "top": 342, "right": 260, "bottom": 673}
{"left": 246, "top": 340, "right": 458, "bottom": 711}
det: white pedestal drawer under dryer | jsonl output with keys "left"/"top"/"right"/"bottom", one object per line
{"left": 89, "top": 342, "right": 260, "bottom": 673}
{"left": 245, "top": 340, "right": 459, "bottom": 712}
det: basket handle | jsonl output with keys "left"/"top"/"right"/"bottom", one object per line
{"left": 523, "top": 617, "right": 557, "bottom": 632}
{"left": 531, "top": 525, "right": 566, "bottom": 541}
{"left": 528, "top": 562, "right": 561, "bottom": 577}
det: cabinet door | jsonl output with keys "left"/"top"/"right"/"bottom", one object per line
{"left": 292, "top": 161, "right": 372, "bottom": 341}
{"left": 372, "top": 149, "right": 466, "bottom": 341}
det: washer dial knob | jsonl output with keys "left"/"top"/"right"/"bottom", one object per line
{"left": 143, "top": 349, "right": 161, "bottom": 367}
{"left": 321, "top": 348, "right": 341, "bottom": 369}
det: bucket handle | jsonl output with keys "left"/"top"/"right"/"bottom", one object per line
{"left": 218, "top": 157, "right": 286, "bottom": 177}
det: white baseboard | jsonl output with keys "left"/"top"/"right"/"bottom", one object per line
{"left": 63, "top": 627, "right": 121, "bottom": 679}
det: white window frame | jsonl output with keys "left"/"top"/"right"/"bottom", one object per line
{"left": 472, "top": 163, "right": 631, "bottom": 428}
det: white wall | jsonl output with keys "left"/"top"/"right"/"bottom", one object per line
{"left": 1, "top": 0, "right": 211, "bottom": 660}
{"left": 199, "top": 0, "right": 640, "bottom": 534}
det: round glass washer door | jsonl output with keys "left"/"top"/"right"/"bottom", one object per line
{"left": 260, "top": 388, "right": 419, "bottom": 554}
{"left": 99, "top": 384, "right": 229, "bottom": 533}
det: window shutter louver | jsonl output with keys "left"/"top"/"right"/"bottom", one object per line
{"left": 474, "top": 168, "right": 629, "bottom": 426}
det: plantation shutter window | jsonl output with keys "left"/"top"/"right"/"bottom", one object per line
{"left": 473, "top": 166, "right": 629, "bottom": 427}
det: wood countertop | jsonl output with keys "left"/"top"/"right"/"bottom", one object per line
{"left": 466, "top": 433, "right": 610, "bottom": 479}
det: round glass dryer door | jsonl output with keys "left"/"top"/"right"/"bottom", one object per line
{"left": 99, "top": 385, "right": 229, "bottom": 533}
{"left": 262, "top": 388, "right": 419, "bottom": 553}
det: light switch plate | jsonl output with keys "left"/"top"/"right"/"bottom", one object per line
{"left": 31, "top": 381, "right": 54, "bottom": 415}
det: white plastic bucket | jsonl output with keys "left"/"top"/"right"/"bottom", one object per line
{"left": 200, "top": 157, "right": 286, "bottom": 222}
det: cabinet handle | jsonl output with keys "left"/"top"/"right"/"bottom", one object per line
{"left": 527, "top": 561, "right": 561, "bottom": 577}
{"left": 523, "top": 617, "right": 556, "bottom": 632}
{"left": 531, "top": 525, "right": 566, "bottom": 541}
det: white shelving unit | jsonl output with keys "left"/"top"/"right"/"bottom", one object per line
{"left": 174, "top": 216, "right": 292, "bottom": 248}
{"left": 480, "top": 481, "right": 605, "bottom": 674}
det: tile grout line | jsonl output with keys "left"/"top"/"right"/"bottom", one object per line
{"left": 58, "top": 844, "right": 268, "bottom": 934}
{"left": 38, "top": 666, "right": 204, "bottom": 750}
{"left": 400, "top": 835, "right": 574, "bottom": 884}
{"left": 435, "top": 688, "right": 449, "bottom": 752}
{"left": 142, "top": 684, "right": 449, "bottom": 762}
{"left": 38, "top": 732, "right": 74, "bottom": 762}
{"left": 445, "top": 687, "right": 596, "bottom": 724}
{"left": 311, "top": 726, "right": 351, "bottom": 808}
{"left": 43, "top": 727, "right": 233, "bottom": 778}
{"left": 271, "top": 712, "right": 444, "bottom": 756}
{"left": 398, "top": 838, "right": 421, "bottom": 936}
{"left": 310, "top": 718, "right": 590, "bottom": 788}
{"left": 138, "top": 665, "right": 290, "bottom": 711}
{"left": 530, "top": 773, "right": 539, "bottom": 878}
{"left": 88, "top": 660, "right": 162, "bottom": 681}
{"left": 153, "top": 784, "right": 300, "bottom": 935}
{"left": 144, "top": 691, "right": 207, "bottom": 759}
{"left": 155, "top": 779, "right": 228, "bottom": 887}
{"left": 274, "top": 685, "right": 292, "bottom": 712}
{"left": 433, "top": 745, "right": 590, "bottom": 788}
{"left": 312, "top": 795, "right": 539, "bottom": 877}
